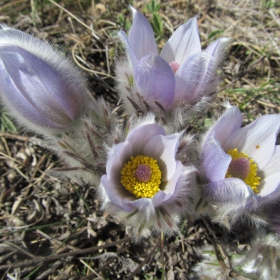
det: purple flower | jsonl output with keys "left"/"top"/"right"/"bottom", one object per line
{"left": 100, "top": 116, "right": 195, "bottom": 238}
{"left": 0, "top": 26, "right": 87, "bottom": 133}
{"left": 201, "top": 106, "right": 280, "bottom": 223}
{"left": 118, "top": 7, "right": 231, "bottom": 110}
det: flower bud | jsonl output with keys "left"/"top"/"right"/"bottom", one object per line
{"left": 0, "top": 26, "right": 87, "bottom": 133}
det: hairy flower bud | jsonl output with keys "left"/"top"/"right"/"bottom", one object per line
{"left": 0, "top": 26, "right": 87, "bottom": 134}
{"left": 117, "top": 7, "right": 231, "bottom": 125}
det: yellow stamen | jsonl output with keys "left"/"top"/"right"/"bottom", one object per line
{"left": 121, "top": 155, "right": 161, "bottom": 198}
{"left": 226, "top": 148, "right": 261, "bottom": 193}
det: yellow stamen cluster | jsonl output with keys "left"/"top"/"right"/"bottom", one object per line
{"left": 226, "top": 148, "right": 261, "bottom": 193}
{"left": 121, "top": 155, "right": 161, "bottom": 198}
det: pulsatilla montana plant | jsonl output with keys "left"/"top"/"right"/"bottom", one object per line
{"left": 0, "top": 6, "right": 280, "bottom": 253}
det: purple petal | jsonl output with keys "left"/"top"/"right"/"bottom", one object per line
{"left": 173, "top": 52, "right": 216, "bottom": 104}
{"left": 202, "top": 178, "right": 253, "bottom": 204}
{"left": 143, "top": 134, "right": 180, "bottom": 181}
{"left": 160, "top": 17, "right": 201, "bottom": 64}
{"left": 0, "top": 50, "right": 56, "bottom": 127}
{"left": 106, "top": 141, "right": 132, "bottom": 181}
{"left": 224, "top": 114, "right": 280, "bottom": 169}
{"left": 257, "top": 184, "right": 280, "bottom": 206}
{"left": 119, "top": 31, "right": 138, "bottom": 69}
{"left": 0, "top": 46, "right": 76, "bottom": 128}
{"left": 129, "top": 7, "right": 158, "bottom": 60}
{"left": 135, "top": 54, "right": 175, "bottom": 108}
{"left": 204, "top": 106, "right": 243, "bottom": 147}
{"left": 262, "top": 146, "right": 280, "bottom": 177}
{"left": 202, "top": 132, "right": 232, "bottom": 182}
{"left": 156, "top": 161, "right": 183, "bottom": 198}
{"left": 127, "top": 123, "right": 165, "bottom": 155}
{"left": 0, "top": 28, "right": 86, "bottom": 130}
{"left": 101, "top": 175, "right": 135, "bottom": 212}
{"left": 258, "top": 173, "right": 280, "bottom": 197}
{"left": 123, "top": 197, "right": 154, "bottom": 212}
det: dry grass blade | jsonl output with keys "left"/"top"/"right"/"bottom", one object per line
{"left": 0, "top": 237, "right": 131, "bottom": 271}
{"left": 126, "top": 238, "right": 160, "bottom": 280}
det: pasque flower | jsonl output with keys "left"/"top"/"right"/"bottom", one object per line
{"left": 99, "top": 116, "right": 196, "bottom": 238}
{"left": 117, "top": 7, "right": 231, "bottom": 115}
{"left": 201, "top": 106, "right": 280, "bottom": 224}
{"left": 0, "top": 26, "right": 87, "bottom": 134}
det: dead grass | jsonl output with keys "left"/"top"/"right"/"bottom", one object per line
{"left": 0, "top": 0, "right": 279, "bottom": 279}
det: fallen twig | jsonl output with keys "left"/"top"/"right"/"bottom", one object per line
{"left": 0, "top": 237, "right": 131, "bottom": 271}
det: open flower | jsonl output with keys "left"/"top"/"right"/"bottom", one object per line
{"left": 0, "top": 26, "right": 87, "bottom": 134}
{"left": 99, "top": 116, "right": 196, "bottom": 238}
{"left": 117, "top": 7, "right": 231, "bottom": 115}
{"left": 201, "top": 106, "right": 280, "bottom": 224}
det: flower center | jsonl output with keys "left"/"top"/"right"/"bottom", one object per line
{"left": 169, "top": 61, "right": 180, "bottom": 73}
{"left": 120, "top": 155, "right": 161, "bottom": 198}
{"left": 226, "top": 148, "right": 261, "bottom": 193}
{"left": 135, "top": 164, "right": 151, "bottom": 183}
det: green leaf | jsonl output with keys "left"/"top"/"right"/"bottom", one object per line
{"left": 117, "top": 14, "right": 131, "bottom": 31}
{"left": 146, "top": 0, "right": 160, "bottom": 13}
{"left": 0, "top": 112, "right": 17, "bottom": 133}
{"left": 151, "top": 13, "right": 163, "bottom": 37}
{"left": 208, "top": 29, "right": 224, "bottom": 39}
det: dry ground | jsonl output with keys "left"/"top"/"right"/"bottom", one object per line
{"left": 0, "top": 0, "right": 279, "bottom": 279}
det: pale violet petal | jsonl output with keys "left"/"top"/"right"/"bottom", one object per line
{"left": 202, "top": 178, "right": 253, "bottom": 204}
{"left": 129, "top": 7, "right": 158, "bottom": 60}
{"left": 204, "top": 106, "right": 243, "bottom": 148}
{"left": 127, "top": 123, "right": 165, "bottom": 155}
{"left": 143, "top": 134, "right": 180, "bottom": 181}
{"left": 160, "top": 17, "right": 201, "bottom": 64}
{"left": 0, "top": 45, "right": 80, "bottom": 128}
{"left": 135, "top": 54, "right": 175, "bottom": 108}
{"left": 101, "top": 175, "right": 135, "bottom": 212}
{"left": 257, "top": 184, "right": 280, "bottom": 206}
{"left": 224, "top": 114, "right": 280, "bottom": 169}
{"left": 151, "top": 190, "right": 173, "bottom": 207}
{"left": 202, "top": 132, "right": 232, "bottom": 182}
{"left": 156, "top": 161, "right": 183, "bottom": 198}
{"left": 119, "top": 31, "right": 138, "bottom": 69}
{"left": 123, "top": 197, "right": 154, "bottom": 212}
{"left": 106, "top": 141, "right": 132, "bottom": 181}
{"left": 0, "top": 53, "right": 52, "bottom": 127}
{"left": 262, "top": 146, "right": 280, "bottom": 177}
{"left": 258, "top": 172, "right": 280, "bottom": 197}
{"left": 173, "top": 52, "right": 215, "bottom": 104}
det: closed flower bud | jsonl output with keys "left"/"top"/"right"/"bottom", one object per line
{"left": 0, "top": 26, "right": 87, "bottom": 134}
